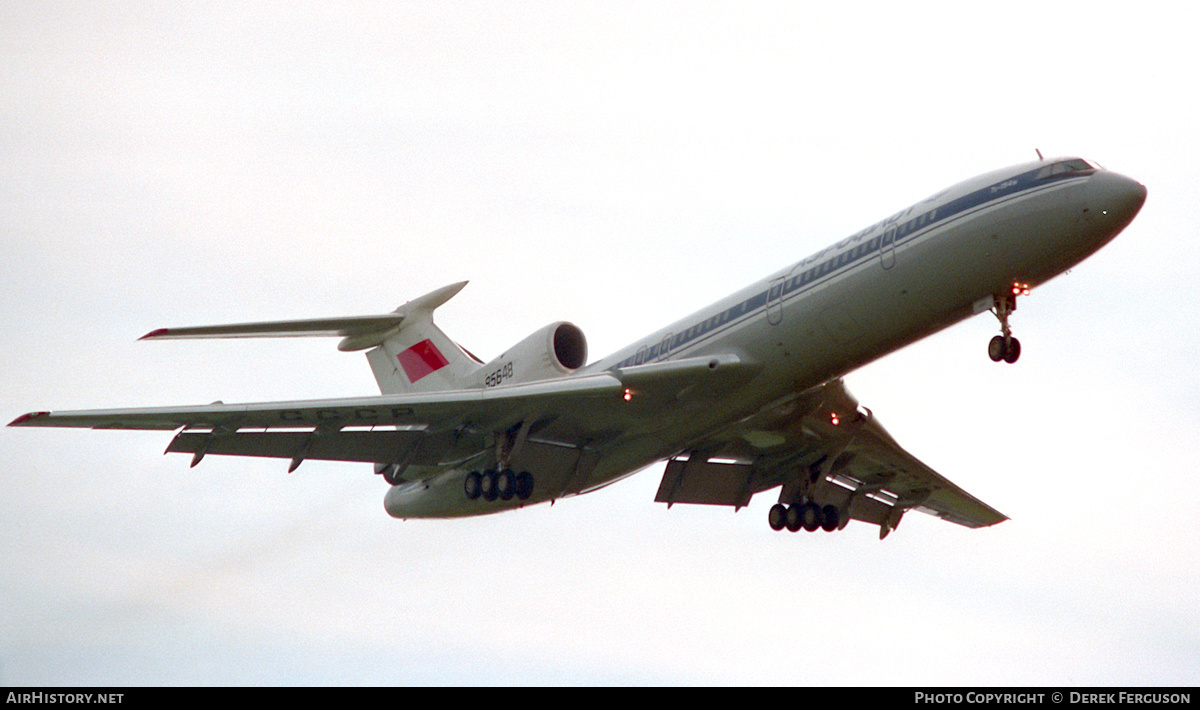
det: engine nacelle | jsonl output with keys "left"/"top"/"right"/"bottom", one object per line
{"left": 479, "top": 321, "right": 587, "bottom": 388}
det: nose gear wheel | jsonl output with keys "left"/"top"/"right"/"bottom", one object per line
{"left": 988, "top": 335, "right": 1021, "bottom": 363}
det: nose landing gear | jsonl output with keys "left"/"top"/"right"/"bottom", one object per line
{"left": 988, "top": 283, "right": 1028, "bottom": 364}
{"left": 988, "top": 335, "right": 1020, "bottom": 364}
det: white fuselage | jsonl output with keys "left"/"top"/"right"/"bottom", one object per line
{"left": 384, "top": 159, "right": 1146, "bottom": 518}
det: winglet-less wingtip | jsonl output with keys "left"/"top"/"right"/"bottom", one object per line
{"left": 133, "top": 281, "right": 470, "bottom": 353}
{"left": 394, "top": 280, "right": 469, "bottom": 316}
{"left": 9, "top": 412, "right": 50, "bottom": 427}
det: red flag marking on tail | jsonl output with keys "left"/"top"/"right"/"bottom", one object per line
{"left": 397, "top": 339, "right": 450, "bottom": 383}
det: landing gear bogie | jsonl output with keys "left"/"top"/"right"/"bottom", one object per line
{"left": 769, "top": 501, "right": 844, "bottom": 534}
{"left": 466, "top": 468, "right": 535, "bottom": 504}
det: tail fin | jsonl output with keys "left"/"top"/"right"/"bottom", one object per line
{"left": 140, "top": 281, "right": 481, "bottom": 394}
{"left": 362, "top": 283, "right": 482, "bottom": 394}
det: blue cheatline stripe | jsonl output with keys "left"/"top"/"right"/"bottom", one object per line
{"left": 611, "top": 163, "right": 1094, "bottom": 369}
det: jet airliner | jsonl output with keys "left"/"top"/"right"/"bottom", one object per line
{"left": 10, "top": 157, "right": 1147, "bottom": 538}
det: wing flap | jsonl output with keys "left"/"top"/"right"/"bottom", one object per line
{"left": 167, "top": 428, "right": 426, "bottom": 464}
{"left": 655, "top": 458, "right": 756, "bottom": 507}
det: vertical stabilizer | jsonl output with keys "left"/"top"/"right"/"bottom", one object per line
{"left": 363, "top": 282, "right": 481, "bottom": 394}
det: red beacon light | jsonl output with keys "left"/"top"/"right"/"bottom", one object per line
{"left": 1012, "top": 282, "right": 1030, "bottom": 297}
{"left": 830, "top": 412, "right": 840, "bottom": 426}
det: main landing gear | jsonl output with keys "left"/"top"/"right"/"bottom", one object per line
{"left": 987, "top": 283, "right": 1029, "bottom": 364}
{"left": 768, "top": 501, "right": 841, "bottom": 533}
{"left": 464, "top": 469, "right": 534, "bottom": 502}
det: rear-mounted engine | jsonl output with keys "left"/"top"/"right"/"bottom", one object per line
{"left": 479, "top": 322, "right": 587, "bottom": 387}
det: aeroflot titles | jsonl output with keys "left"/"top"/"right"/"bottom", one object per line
{"left": 613, "top": 196, "right": 943, "bottom": 369}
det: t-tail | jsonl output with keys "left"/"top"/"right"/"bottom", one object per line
{"left": 139, "top": 281, "right": 482, "bottom": 394}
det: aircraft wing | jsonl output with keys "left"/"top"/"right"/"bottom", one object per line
{"left": 9, "top": 354, "right": 758, "bottom": 471}
{"left": 10, "top": 354, "right": 999, "bottom": 533}
{"left": 654, "top": 378, "right": 1007, "bottom": 535}
{"left": 9, "top": 374, "right": 625, "bottom": 462}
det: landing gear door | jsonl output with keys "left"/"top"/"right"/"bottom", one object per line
{"left": 767, "top": 276, "right": 785, "bottom": 326}
{"left": 880, "top": 227, "right": 896, "bottom": 270}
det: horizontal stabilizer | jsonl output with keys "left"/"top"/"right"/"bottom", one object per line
{"left": 139, "top": 281, "right": 468, "bottom": 352}
{"left": 140, "top": 314, "right": 406, "bottom": 344}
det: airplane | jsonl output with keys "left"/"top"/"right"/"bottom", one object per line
{"left": 10, "top": 156, "right": 1147, "bottom": 539}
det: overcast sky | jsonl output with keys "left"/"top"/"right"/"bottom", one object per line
{"left": 2, "top": 1, "right": 1198, "bottom": 685}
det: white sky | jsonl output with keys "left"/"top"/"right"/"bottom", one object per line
{"left": 2, "top": 1, "right": 1198, "bottom": 685}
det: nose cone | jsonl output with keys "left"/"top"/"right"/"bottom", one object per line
{"left": 1090, "top": 170, "right": 1147, "bottom": 227}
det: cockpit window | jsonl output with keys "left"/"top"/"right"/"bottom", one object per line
{"left": 1035, "top": 159, "right": 1097, "bottom": 181}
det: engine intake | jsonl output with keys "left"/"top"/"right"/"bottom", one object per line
{"left": 480, "top": 322, "right": 587, "bottom": 387}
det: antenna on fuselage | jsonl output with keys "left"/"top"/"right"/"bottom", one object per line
{"left": 1035, "top": 148, "right": 1044, "bottom": 161}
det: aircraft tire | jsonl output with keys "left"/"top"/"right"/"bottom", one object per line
{"left": 801, "top": 502, "right": 821, "bottom": 532}
{"left": 768, "top": 503, "right": 787, "bottom": 531}
{"left": 497, "top": 469, "right": 516, "bottom": 500}
{"left": 1003, "top": 337, "right": 1021, "bottom": 363}
{"left": 820, "top": 504, "right": 840, "bottom": 532}
{"left": 516, "top": 471, "right": 534, "bottom": 500}
{"left": 481, "top": 471, "right": 499, "bottom": 502}
{"left": 784, "top": 504, "right": 804, "bottom": 532}
{"left": 464, "top": 471, "right": 483, "bottom": 500}
{"left": 988, "top": 336, "right": 1006, "bottom": 362}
